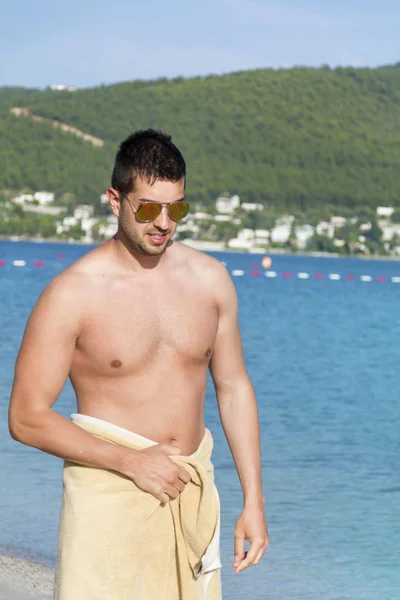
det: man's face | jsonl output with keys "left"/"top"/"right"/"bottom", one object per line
{"left": 111, "top": 176, "right": 186, "bottom": 256}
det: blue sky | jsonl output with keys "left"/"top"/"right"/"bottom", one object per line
{"left": 1, "top": 0, "right": 399, "bottom": 88}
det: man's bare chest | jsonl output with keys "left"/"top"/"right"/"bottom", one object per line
{"left": 74, "top": 284, "right": 219, "bottom": 375}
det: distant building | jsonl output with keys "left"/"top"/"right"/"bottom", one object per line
{"left": 227, "top": 228, "right": 257, "bottom": 250}
{"left": 271, "top": 221, "right": 291, "bottom": 244}
{"left": 34, "top": 191, "right": 54, "bottom": 205}
{"left": 227, "top": 238, "right": 253, "bottom": 250}
{"left": 241, "top": 203, "right": 263, "bottom": 212}
{"left": 74, "top": 205, "right": 94, "bottom": 220}
{"left": 99, "top": 222, "right": 118, "bottom": 238}
{"left": 377, "top": 206, "right": 394, "bottom": 218}
{"left": 254, "top": 229, "right": 270, "bottom": 241}
{"left": 81, "top": 217, "right": 100, "bottom": 242}
{"left": 275, "top": 215, "right": 294, "bottom": 227}
{"left": 238, "top": 229, "right": 255, "bottom": 240}
{"left": 63, "top": 217, "right": 78, "bottom": 228}
{"left": 176, "top": 222, "right": 200, "bottom": 235}
{"left": 381, "top": 224, "right": 400, "bottom": 242}
{"left": 295, "top": 224, "right": 314, "bottom": 249}
{"left": 215, "top": 194, "right": 240, "bottom": 215}
{"left": 193, "top": 212, "right": 214, "bottom": 221}
{"left": 316, "top": 221, "right": 335, "bottom": 238}
{"left": 23, "top": 204, "right": 64, "bottom": 216}
{"left": 49, "top": 84, "right": 78, "bottom": 92}
{"left": 215, "top": 215, "right": 233, "bottom": 222}
{"left": 333, "top": 239, "right": 346, "bottom": 248}
{"left": 330, "top": 216, "right": 347, "bottom": 228}
{"left": 12, "top": 193, "right": 34, "bottom": 204}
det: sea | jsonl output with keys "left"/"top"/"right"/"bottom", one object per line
{"left": 0, "top": 240, "right": 399, "bottom": 600}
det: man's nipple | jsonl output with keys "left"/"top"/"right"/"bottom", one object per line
{"left": 110, "top": 359, "right": 123, "bottom": 368}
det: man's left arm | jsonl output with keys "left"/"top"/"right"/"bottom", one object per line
{"left": 209, "top": 265, "right": 269, "bottom": 574}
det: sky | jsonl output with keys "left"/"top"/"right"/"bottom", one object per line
{"left": 1, "top": 0, "right": 399, "bottom": 89}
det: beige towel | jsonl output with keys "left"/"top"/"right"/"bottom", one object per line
{"left": 54, "top": 415, "right": 222, "bottom": 600}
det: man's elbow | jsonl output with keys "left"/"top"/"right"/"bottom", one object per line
{"left": 8, "top": 410, "right": 26, "bottom": 442}
{"left": 8, "top": 404, "right": 37, "bottom": 445}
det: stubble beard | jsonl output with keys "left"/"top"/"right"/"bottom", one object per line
{"left": 119, "top": 218, "right": 170, "bottom": 257}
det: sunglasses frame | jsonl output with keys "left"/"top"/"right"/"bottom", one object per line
{"left": 116, "top": 188, "right": 189, "bottom": 223}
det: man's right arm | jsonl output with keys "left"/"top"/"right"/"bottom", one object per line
{"left": 8, "top": 275, "right": 189, "bottom": 503}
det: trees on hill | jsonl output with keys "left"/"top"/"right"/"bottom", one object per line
{"left": 0, "top": 64, "right": 400, "bottom": 213}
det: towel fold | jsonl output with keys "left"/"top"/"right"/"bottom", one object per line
{"left": 54, "top": 414, "right": 222, "bottom": 600}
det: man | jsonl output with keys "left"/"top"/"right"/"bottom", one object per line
{"left": 9, "top": 130, "right": 268, "bottom": 599}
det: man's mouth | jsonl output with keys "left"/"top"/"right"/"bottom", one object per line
{"left": 148, "top": 232, "right": 168, "bottom": 245}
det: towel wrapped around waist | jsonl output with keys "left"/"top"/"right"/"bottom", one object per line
{"left": 54, "top": 414, "right": 222, "bottom": 600}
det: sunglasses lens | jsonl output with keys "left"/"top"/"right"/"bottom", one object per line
{"left": 168, "top": 201, "right": 189, "bottom": 222}
{"left": 136, "top": 202, "right": 162, "bottom": 222}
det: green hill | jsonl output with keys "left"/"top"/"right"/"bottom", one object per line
{"left": 1, "top": 64, "right": 400, "bottom": 215}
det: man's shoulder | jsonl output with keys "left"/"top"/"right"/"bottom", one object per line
{"left": 173, "top": 241, "right": 229, "bottom": 277}
{"left": 39, "top": 246, "right": 104, "bottom": 302}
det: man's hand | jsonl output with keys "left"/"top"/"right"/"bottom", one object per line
{"left": 122, "top": 444, "right": 191, "bottom": 503}
{"left": 233, "top": 505, "right": 269, "bottom": 573}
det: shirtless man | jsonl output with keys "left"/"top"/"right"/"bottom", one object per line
{"left": 9, "top": 129, "right": 268, "bottom": 598}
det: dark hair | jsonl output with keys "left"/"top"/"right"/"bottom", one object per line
{"left": 111, "top": 129, "right": 186, "bottom": 193}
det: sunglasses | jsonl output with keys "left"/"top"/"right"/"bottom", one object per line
{"left": 117, "top": 189, "right": 189, "bottom": 223}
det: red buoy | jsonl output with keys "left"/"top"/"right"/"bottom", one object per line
{"left": 282, "top": 272, "right": 292, "bottom": 278}
{"left": 345, "top": 274, "right": 355, "bottom": 280}
{"left": 57, "top": 254, "right": 64, "bottom": 259}
{"left": 33, "top": 261, "right": 45, "bottom": 267}
{"left": 314, "top": 273, "right": 324, "bottom": 279}
{"left": 250, "top": 271, "right": 260, "bottom": 277}
{"left": 0, "top": 260, "right": 5, "bottom": 266}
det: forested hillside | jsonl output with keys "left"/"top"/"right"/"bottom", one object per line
{"left": 1, "top": 64, "right": 400, "bottom": 213}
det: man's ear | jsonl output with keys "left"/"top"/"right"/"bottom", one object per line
{"left": 106, "top": 188, "right": 121, "bottom": 217}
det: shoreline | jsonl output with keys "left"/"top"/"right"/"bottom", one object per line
{"left": 1, "top": 236, "right": 400, "bottom": 262}
{"left": 0, "top": 554, "right": 54, "bottom": 600}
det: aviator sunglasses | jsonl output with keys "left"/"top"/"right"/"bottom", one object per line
{"left": 117, "top": 188, "right": 189, "bottom": 223}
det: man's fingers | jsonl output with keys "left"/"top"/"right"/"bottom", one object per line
{"left": 173, "top": 479, "right": 186, "bottom": 493}
{"left": 232, "top": 550, "right": 247, "bottom": 567}
{"left": 159, "top": 492, "right": 170, "bottom": 503}
{"left": 253, "top": 542, "right": 268, "bottom": 566}
{"left": 235, "top": 541, "right": 264, "bottom": 573}
{"left": 234, "top": 534, "right": 245, "bottom": 564}
{"left": 178, "top": 467, "right": 191, "bottom": 484}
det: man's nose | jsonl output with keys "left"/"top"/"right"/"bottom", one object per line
{"left": 153, "top": 206, "right": 171, "bottom": 229}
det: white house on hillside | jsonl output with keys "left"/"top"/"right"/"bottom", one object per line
{"left": 215, "top": 214, "right": 233, "bottom": 222}
{"left": 12, "top": 194, "right": 34, "bottom": 204}
{"left": 50, "top": 84, "right": 78, "bottom": 92}
{"left": 216, "top": 194, "right": 240, "bottom": 215}
{"left": 74, "top": 205, "right": 94, "bottom": 220}
{"left": 295, "top": 225, "right": 314, "bottom": 249}
{"left": 270, "top": 217, "right": 293, "bottom": 244}
{"left": 377, "top": 206, "right": 394, "bottom": 219}
{"left": 316, "top": 221, "right": 335, "bottom": 238}
{"left": 12, "top": 191, "right": 54, "bottom": 205}
{"left": 34, "top": 191, "right": 54, "bottom": 205}
{"left": 381, "top": 224, "right": 400, "bottom": 242}
{"left": 330, "top": 216, "right": 347, "bottom": 228}
{"left": 241, "top": 203, "right": 263, "bottom": 212}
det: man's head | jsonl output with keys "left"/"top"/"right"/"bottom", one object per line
{"left": 107, "top": 129, "right": 187, "bottom": 257}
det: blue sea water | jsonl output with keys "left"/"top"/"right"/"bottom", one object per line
{"left": 0, "top": 240, "right": 399, "bottom": 600}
